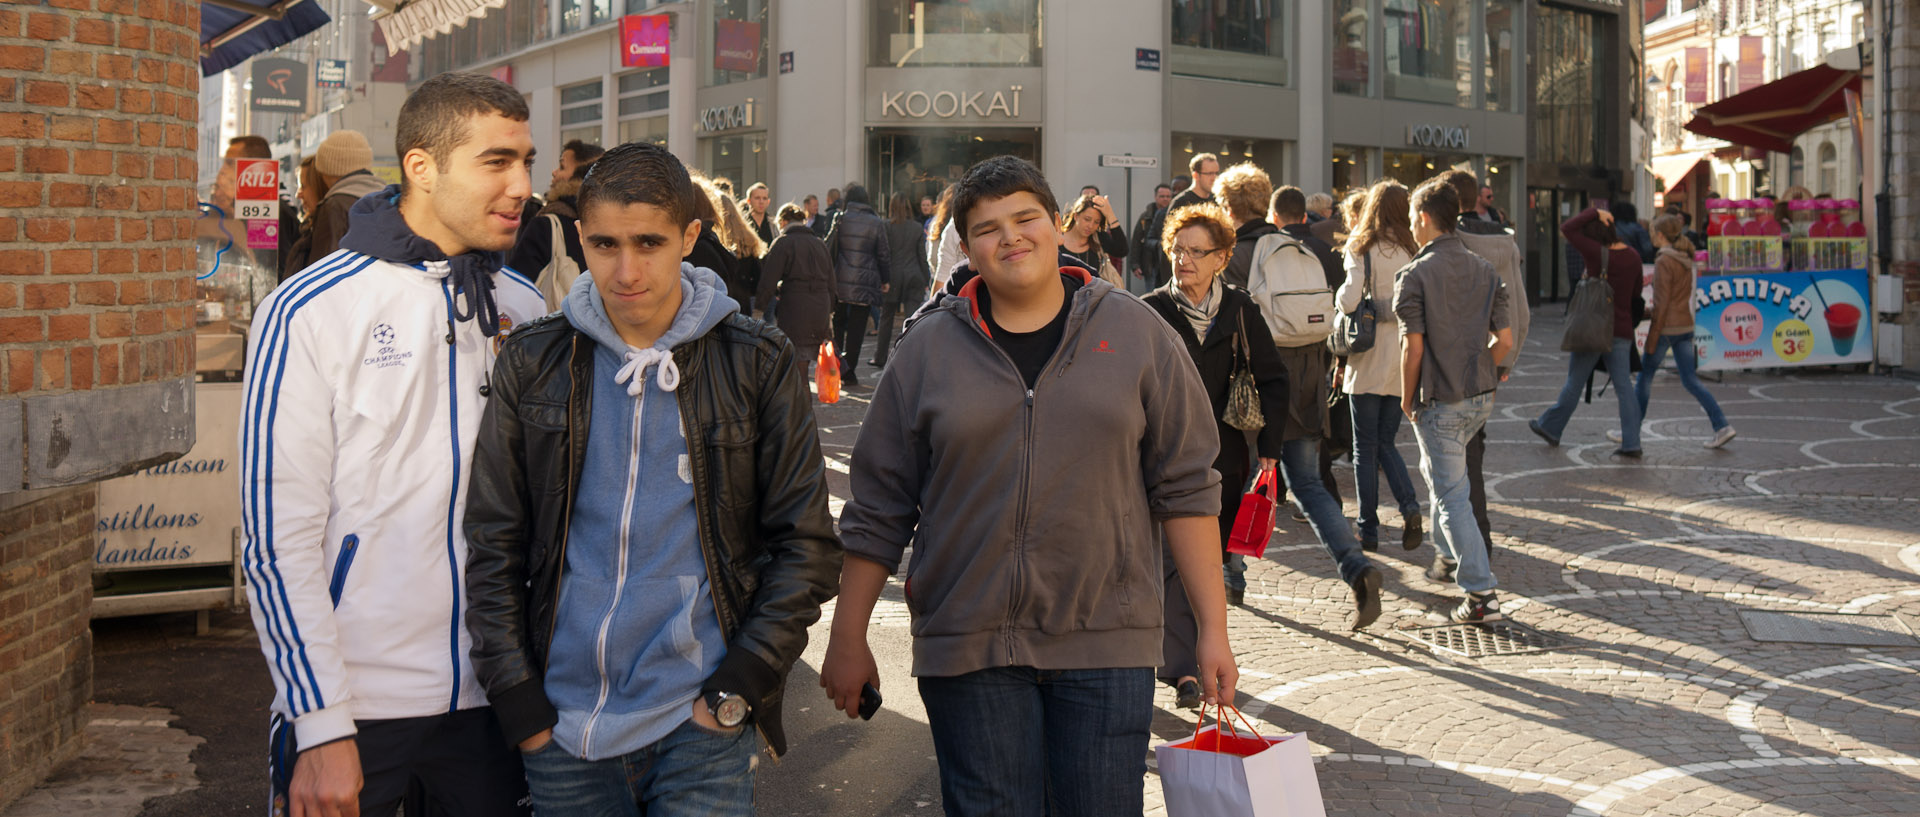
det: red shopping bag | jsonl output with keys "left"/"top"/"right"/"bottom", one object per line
{"left": 816, "top": 341, "right": 841, "bottom": 404}
{"left": 1227, "top": 467, "right": 1277, "bottom": 558}
{"left": 1154, "top": 703, "right": 1328, "bottom": 817}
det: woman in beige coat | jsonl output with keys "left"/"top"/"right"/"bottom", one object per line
{"left": 1335, "top": 180, "right": 1423, "bottom": 552}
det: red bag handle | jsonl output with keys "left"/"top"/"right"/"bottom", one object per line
{"left": 1191, "top": 701, "right": 1263, "bottom": 747}
{"left": 1247, "top": 466, "right": 1277, "bottom": 499}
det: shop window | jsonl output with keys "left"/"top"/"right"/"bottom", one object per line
{"left": 559, "top": 80, "right": 604, "bottom": 146}
{"left": 1384, "top": 0, "right": 1471, "bottom": 107}
{"left": 618, "top": 115, "right": 668, "bottom": 148}
{"left": 1171, "top": 0, "right": 1289, "bottom": 86}
{"left": 616, "top": 68, "right": 669, "bottom": 145}
{"left": 1483, "top": 159, "right": 1516, "bottom": 224}
{"left": 868, "top": 127, "right": 1040, "bottom": 208}
{"left": 702, "top": 134, "right": 767, "bottom": 192}
{"left": 1485, "top": 0, "right": 1519, "bottom": 112}
{"left": 870, "top": 0, "right": 1042, "bottom": 67}
{"left": 1173, "top": 132, "right": 1289, "bottom": 193}
{"left": 1383, "top": 150, "right": 1471, "bottom": 192}
{"left": 1332, "top": 0, "right": 1369, "bottom": 96}
{"left": 1789, "top": 146, "right": 1804, "bottom": 189}
{"left": 1330, "top": 146, "right": 1371, "bottom": 202}
{"left": 1817, "top": 142, "right": 1836, "bottom": 196}
{"left": 1530, "top": 5, "right": 1602, "bottom": 168}
{"left": 508, "top": 0, "right": 548, "bottom": 52}
{"left": 709, "top": 0, "right": 769, "bottom": 86}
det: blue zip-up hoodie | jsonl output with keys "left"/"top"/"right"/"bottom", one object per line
{"left": 547, "top": 262, "right": 737, "bottom": 760}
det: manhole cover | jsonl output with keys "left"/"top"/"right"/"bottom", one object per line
{"left": 1400, "top": 621, "right": 1568, "bottom": 657}
{"left": 1738, "top": 611, "right": 1919, "bottom": 647}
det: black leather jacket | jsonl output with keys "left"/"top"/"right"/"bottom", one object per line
{"left": 463, "top": 312, "right": 843, "bottom": 758}
{"left": 825, "top": 202, "right": 891, "bottom": 306}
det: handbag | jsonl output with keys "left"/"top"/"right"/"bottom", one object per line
{"left": 1560, "top": 271, "right": 1613, "bottom": 354}
{"left": 815, "top": 341, "right": 841, "bottom": 404}
{"left": 1154, "top": 703, "right": 1329, "bottom": 817}
{"left": 1327, "top": 252, "right": 1377, "bottom": 356}
{"left": 1226, "top": 467, "right": 1278, "bottom": 558}
{"left": 1222, "top": 313, "right": 1266, "bottom": 432}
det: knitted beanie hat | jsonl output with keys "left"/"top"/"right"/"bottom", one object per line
{"left": 314, "top": 129, "right": 373, "bottom": 177}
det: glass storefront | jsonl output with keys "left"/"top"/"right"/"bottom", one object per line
{"left": 559, "top": 80, "right": 604, "bottom": 146}
{"left": 1532, "top": 4, "right": 1603, "bottom": 168}
{"left": 1171, "top": 0, "right": 1289, "bottom": 86}
{"left": 1174, "top": 132, "right": 1289, "bottom": 188}
{"left": 1330, "top": 146, "right": 1372, "bottom": 201}
{"left": 709, "top": 0, "right": 769, "bottom": 86}
{"left": 1484, "top": 0, "right": 1519, "bottom": 111}
{"left": 866, "top": 127, "right": 1040, "bottom": 208}
{"left": 701, "top": 133, "right": 767, "bottom": 191}
{"left": 1383, "top": 0, "right": 1471, "bottom": 107}
{"left": 869, "top": 0, "right": 1042, "bottom": 67}
{"left": 619, "top": 116, "right": 668, "bottom": 148}
{"left": 1333, "top": 0, "right": 1370, "bottom": 96}
{"left": 1382, "top": 149, "right": 1471, "bottom": 191}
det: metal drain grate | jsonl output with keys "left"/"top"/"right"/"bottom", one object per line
{"left": 1738, "top": 611, "right": 1919, "bottom": 647}
{"left": 1400, "top": 621, "right": 1568, "bottom": 657}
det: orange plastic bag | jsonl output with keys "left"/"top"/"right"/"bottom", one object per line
{"left": 816, "top": 341, "right": 841, "bottom": 404}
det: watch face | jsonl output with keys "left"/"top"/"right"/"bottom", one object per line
{"left": 716, "top": 695, "right": 749, "bottom": 727}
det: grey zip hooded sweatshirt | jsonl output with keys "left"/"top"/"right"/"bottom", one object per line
{"left": 839, "top": 268, "right": 1223, "bottom": 678}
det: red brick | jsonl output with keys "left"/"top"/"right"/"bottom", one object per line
{"left": 95, "top": 310, "right": 128, "bottom": 337}
{"left": 0, "top": 147, "right": 11, "bottom": 174}
{"left": 72, "top": 17, "right": 111, "bottom": 44}
{"left": 159, "top": 122, "right": 181, "bottom": 148}
{"left": 0, "top": 217, "right": 13, "bottom": 241}
{"left": 163, "top": 305, "right": 186, "bottom": 331}
{"left": 0, "top": 77, "right": 13, "bottom": 102}
{"left": 97, "top": 0, "right": 133, "bottom": 13}
{"left": 116, "top": 21, "right": 147, "bottom": 49}
{"left": 135, "top": 248, "right": 162, "bottom": 274}
{"left": 162, "top": 185, "right": 189, "bottom": 210}
{"left": 49, "top": 116, "right": 90, "bottom": 142}
{"left": 5, "top": 350, "right": 32, "bottom": 393}
{"left": 0, "top": 113, "right": 43, "bottom": 139}
{"left": 117, "top": 87, "right": 150, "bottom": 114}
{"left": 47, "top": 0, "right": 90, "bottom": 10}
{"left": 93, "top": 184, "right": 130, "bottom": 209}
{"left": 22, "top": 219, "right": 68, "bottom": 243}
{"left": 96, "top": 119, "right": 132, "bottom": 145}
{"left": 0, "top": 282, "right": 12, "bottom": 309}
{"left": 115, "top": 152, "right": 146, "bottom": 178}
{"left": 95, "top": 54, "right": 131, "bottom": 80}
{"left": 22, "top": 148, "right": 67, "bottom": 174}
{"left": 49, "top": 249, "right": 90, "bottom": 275}
{"left": 75, "top": 84, "right": 111, "bottom": 110}
{"left": 135, "top": 121, "right": 160, "bottom": 147}
{"left": 0, "top": 45, "right": 45, "bottom": 71}
{"left": 135, "top": 58, "right": 164, "bottom": 84}
{"left": 22, "top": 283, "right": 67, "bottom": 310}
{"left": 72, "top": 150, "right": 109, "bottom": 176}
{"left": 132, "top": 309, "right": 161, "bottom": 335}
{"left": 25, "top": 12, "right": 69, "bottom": 40}
{"left": 47, "top": 49, "right": 91, "bottom": 76}
{"left": 75, "top": 281, "right": 114, "bottom": 305}
{"left": 0, "top": 317, "right": 42, "bottom": 344}
{"left": 95, "top": 343, "right": 119, "bottom": 385}
{"left": 22, "top": 80, "right": 66, "bottom": 107}
{"left": 0, "top": 182, "right": 40, "bottom": 208}
{"left": 71, "top": 218, "right": 112, "bottom": 243}
{"left": 135, "top": 185, "right": 161, "bottom": 211}
{"left": 69, "top": 347, "right": 93, "bottom": 390}
{"left": 0, "top": 250, "right": 43, "bottom": 275}
{"left": 47, "top": 314, "right": 87, "bottom": 341}
{"left": 0, "top": 10, "right": 18, "bottom": 36}
{"left": 116, "top": 218, "right": 146, "bottom": 241}
{"left": 47, "top": 183, "right": 88, "bottom": 207}
{"left": 96, "top": 249, "right": 131, "bottom": 274}
{"left": 38, "top": 349, "right": 66, "bottom": 389}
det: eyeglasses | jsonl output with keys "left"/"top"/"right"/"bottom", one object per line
{"left": 1170, "top": 246, "right": 1221, "bottom": 262}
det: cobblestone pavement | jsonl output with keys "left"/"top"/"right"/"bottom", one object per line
{"left": 0, "top": 704, "right": 201, "bottom": 817}
{"left": 8, "top": 314, "right": 1916, "bottom": 817}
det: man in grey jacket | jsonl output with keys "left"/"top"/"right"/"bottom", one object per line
{"left": 822, "top": 157, "right": 1237, "bottom": 817}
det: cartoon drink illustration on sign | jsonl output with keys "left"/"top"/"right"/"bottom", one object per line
{"left": 1691, "top": 270, "right": 1871, "bottom": 370}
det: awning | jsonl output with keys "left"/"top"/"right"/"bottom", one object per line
{"left": 1650, "top": 151, "right": 1708, "bottom": 191}
{"left": 1683, "top": 64, "right": 1861, "bottom": 154}
{"left": 201, "top": 0, "right": 332, "bottom": 77}
{"left": 375, "top": 0, "right": 508, "bottom": 56}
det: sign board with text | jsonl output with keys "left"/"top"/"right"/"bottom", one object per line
{"left": 1099, "top": 154, "right": 1159, "bottom": 169}
{"left": 234, "top": 159, "right": 280, "bottom": 221}
{"left": 316, "top": 59, "right": 347, "bottom": 89}
{"left": 1693, "top": 269, "right": 1872, "bottom": 370}
{"left": 621, "top": 14, "right": 669, "bottom": 67}
{"left": 714, "top": 19, "right": 761, "bottom": 73}
{"left": 1684, "top": 47, "right": 1707, "bottom": 103}
{"left": 95, "top": 383, "right": 243, "bottom": 570}
{"left": 1136, "top": 48, "right": 1160, "bottom": 71}
{"left": 1737, "top": 36, "right": 1764, "bottom": 94}
{"left": 250, "top": 58, "right": 307, "bottom": 112}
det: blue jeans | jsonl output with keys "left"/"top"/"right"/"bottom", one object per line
{"left": 919, "top": 667, "right": 1153, "bottom": 817}
{"left": 1412, "top": 393, "right": 1497, "bottom": 594}
{"left": 1280, "top": 437, "right": 1370, "bottom": 585}
{"left": 519, "top": 717, "right": 757, "bottom": 816}
{"left": 1536, "top": 337, "right": 1643, "bottom": 450}
{"left": 1349, "top": 394, "right": 1421, "bottom": 542}
{"left": 1634, "top": 333, "right": 1728, "bottom": 432}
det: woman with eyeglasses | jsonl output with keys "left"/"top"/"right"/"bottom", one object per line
{"left": 1141, "top": 202, "right": 1288, "bottom": 710}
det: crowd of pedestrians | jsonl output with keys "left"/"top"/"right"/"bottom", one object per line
{"left": 236, "top": 67, "right": 1748, "bottom": 817}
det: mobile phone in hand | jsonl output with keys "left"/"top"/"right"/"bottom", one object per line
{"left": 859, "top": 683, "right": 882, "bottom": 720}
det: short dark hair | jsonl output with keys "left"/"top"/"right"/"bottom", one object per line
{"left": 395, "top": 72, "right": 531, "bottom": 194}
{"left": 1154, "top": 184, "right": 1173, "bottom": 194}
{"left": 777, "top": 203, "right": 806, "bottom": 224}
{"left": 561, "top": 139, "right": 605, "bottom": 165}
{"left": 1268, "top": 186, "right": 1307, "bottom": 223}
{"left": 228, "top": 135, "right": 271, "bottom": 158}
{"left": 1079, "top": 184, "right": 1100, "bottom": 195}
{"left": 578, "top": 142, "right": 699, "bottom": 228}
{"left": 1436, "top": 169, "right": 1478, "bottom": 218}
{"left": 803, "top": 194, "right": 818, "bottom": 205}
{"left": 950, "top": 155, "right": 1059, "bottom": 242}
{"left": 826, "top": 188, "right": 841, "bottom": 201}
{"left": 1609, "top": 201, "right": 1639, "bottom": 224}
{"left": 1410, "top": 179, "right": 1460, "bottom": 231}
{"left": 1188, "top": 152, "right": 1219, "bottom": 174}
{"left": 844, "top": 184, "right": 870, "bottom": 206}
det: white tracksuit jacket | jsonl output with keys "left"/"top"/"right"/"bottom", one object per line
{"left": 240, "top": 249, "right": 547, "bottom": 749}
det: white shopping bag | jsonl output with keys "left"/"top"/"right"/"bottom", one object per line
{"left": 1154, "top": 705, "right": 1327, "bottom": 817}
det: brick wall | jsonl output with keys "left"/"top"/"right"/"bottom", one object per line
{"left": 0, "top": 0, "right": 200, "bottom": 804}
{"left": 0, "top": 486, "right": 96, "bottom": 808}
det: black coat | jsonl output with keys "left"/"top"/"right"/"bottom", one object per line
{"left": 757, "top": 223, "right": 835, "bottom": 347}
{"left": 883, "top": 219, "right": 931, "bottom": 303}
{"left": 1142, "top": 283, "right": 1290, "bottom": 479}
{"left": 824, "top": 202, "right": 891, "bottom": 306}
{"left": 687, "top": 226, "right": 747, "bottom": 303}
{"left": 463, "top": 312, "right": 844, "bottom": 759}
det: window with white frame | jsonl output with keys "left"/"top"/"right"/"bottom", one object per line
{"left": 615, "top": 67, "right": 669, "bottom": 147}
{"left": 559, "top": 80, "right": 604, "bottom": 146}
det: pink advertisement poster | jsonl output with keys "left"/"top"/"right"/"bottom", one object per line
{"left": 620, "top": 14, "right": 669, "bottom": 68}
{"left": 1737, "top": 37, "right": 1764, "bottom": 94}
{"left": 246, "top": 219, "right": 279, "bottom": 250}
{"left": 714, "top": 19, "right": 760, "bottom": 74}
{"left": 1684, "top": 47, "right": 1707, "bottom": 104}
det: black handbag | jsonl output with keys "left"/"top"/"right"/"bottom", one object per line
{"left": 1222, "top": 312, "right": 1266, "bottom": 432}
{"left": 1561, "top": 271, "right": 1614, "bottom": 355}
{"left": 1328, "top": 252, "right": 1377, "bottom": 356}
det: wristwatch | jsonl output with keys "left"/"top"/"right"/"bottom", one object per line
{"left": 703, "top": 690, "right": 751, "bottom": 728}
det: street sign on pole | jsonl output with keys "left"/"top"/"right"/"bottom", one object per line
{"left": 1099, "top": 154, "right": 1160, "bottom": 169}
{"left": 234, "top": 159, "right": 279, "bottom": 221}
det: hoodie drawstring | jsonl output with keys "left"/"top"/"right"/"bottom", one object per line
{"left": 614, "top": 348, "right": 680, "bottom": 397}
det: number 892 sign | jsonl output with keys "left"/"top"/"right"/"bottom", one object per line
{"left": 234, "top": 158, "right": 280, "bottom": 222}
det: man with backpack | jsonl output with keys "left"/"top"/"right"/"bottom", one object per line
{"left": 1240, "top": 178, "right": 1383, "bottom": 630}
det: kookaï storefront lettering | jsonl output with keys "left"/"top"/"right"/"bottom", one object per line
{"left": 1407, "top": 124, "right": 1469, "bottom": 150}
{"left": 881, "top": 86, "right": 1022, "bottom": 119}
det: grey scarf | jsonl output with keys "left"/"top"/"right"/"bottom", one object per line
{"left": 1171, "top": 276, "right": 1222, "bottom": 341}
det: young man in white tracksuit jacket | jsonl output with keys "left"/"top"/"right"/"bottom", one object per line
{"left": 240, "top": 72, "right": 547, "bottom": 817}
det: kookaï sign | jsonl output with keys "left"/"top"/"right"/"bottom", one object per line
{"left": 881, "top": 86, "right": 1023, "bottom": 119}
{"left": 1406, "top": 124, "right": 1469, "bottom": 150}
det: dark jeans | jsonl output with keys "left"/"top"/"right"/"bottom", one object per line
{"left": 1469, "top": 426, "right": 1492, "bottom": 563}
{"left": 919, "top": 667, "right": 1153, "bottom": 817}
{"left": 872, "top": 280, "right": 928, "bottom": 367}
{"left": 520, "top": 718, "right": 757, "bottom": 816}
{"left": 832, "top": 303, "right": 872, "bottom": 379}
{"left": 1281, "top": 436, "right": 1370, "bottom": 585}
{"left": 268, "top": 708, "right": 530, "bottom": 817}
{"left": 1349, "top": 393, "right": 1420, "bottom": 542}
